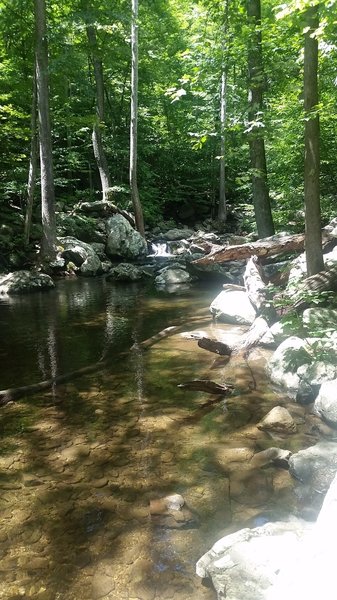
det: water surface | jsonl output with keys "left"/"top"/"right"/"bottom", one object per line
{"left": 0, "top": 278, "right": 320, "bottom": 600}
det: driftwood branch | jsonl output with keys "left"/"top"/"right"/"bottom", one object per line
{"left": 177, "top": 380, "right": 234, "bottom": 395}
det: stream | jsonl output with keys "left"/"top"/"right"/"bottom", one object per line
{"left": 0, "top": 278, "right": 321, "bottom": 600}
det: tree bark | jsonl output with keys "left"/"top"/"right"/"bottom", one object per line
{"left": 218, "top": 0, "right": 229, "bottom": 222}
{"left": 304, "top": 5, "right": 324, "bottom": 276}
{"left": 34, "top": 0, "right": 57, "bottom": 260}
{"left": 85, "top": 13, "right": 112, "bottom": 200}
{"left": 246, "top": 0, "right": 274, "bottom": 238}
{"left": 130, "top": 0, "right": 145, "bottom": 236}
{"left": 24, "top": 68, "right": 38, "bottom": 247}
{"left": 218, "top": 68, "right": 228, "bottom": 221}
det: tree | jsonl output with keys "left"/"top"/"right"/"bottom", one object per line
{"left": 218, "top": 0, "right": 229, "bottom": 222}
{"left": 246, "top": 0, "right": 274, "bottom": 238}
{"left": 83, "top": 0, "right": 112, "bottom": 201}
{"left": 24, "top": 68, "right": 38, "bottom": 247}
{"left": 130, "top": 0, "right": 145, "bottom": 236}
{"left": 303, "top": 3, "right": 324, "bottom": 275}
{"left": 34, "top": 0, "right": 57, "bottom": 260}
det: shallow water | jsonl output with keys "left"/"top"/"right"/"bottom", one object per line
{"left": 0, "top": 278, "right": 321, "bottom": 599}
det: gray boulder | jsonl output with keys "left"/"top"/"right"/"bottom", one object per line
{"left": 269, "top": 471, "right": 337, "bottom": 600}
{"left": 196, "top": 518, "right": 311, "bottom": 600}
{"left": 289, "top": 441, "right": 337, "bottom": 494}
{"left": 314, "top": 379, "right": 337, "bottom": 426}
{"left": 266, "top": 336, "right": 311, "bottom": 394}
{"left": 0, "top": 271, "right": 54, "bottom": 295}
{"left": 58, "top": 236, "right": 102, "bottom": 276}
{"left": 106, "top": 215, "right": 147, "bottom": 260}
{"left": 165, "top": 228, "right": 194, "bottom": 241}
{"left": 106, "top": 263, "right": 146, "bottom": 282}
{"left": 210, "top": 285, "right": 256, "bottom": 325}
{"left": 155, "top": 266, "right": 192, "bottom": 287}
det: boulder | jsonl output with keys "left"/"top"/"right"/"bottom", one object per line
{"left": 106, "top": 263, "right": 146, "bottom": 282}
{"left": 165, "top": 228, "right": 194, "bottom": 241}
{"left": 197, "top": 471, "right": 337, "bottom": 600}
{"left": 155, "top": 266, "right": 192, "bottom": 286}
{"left": 314, "top": 379, "right": 337, "bottom": 426}
{"left": 210, "top": 285, "right": 256, "bottom": 325}
{"left": 289, "top": 441, "right": 337, "bottom": 494}
{"left": 268, "top": 472, "right": 337, "bottom": 600}
{"left": 0, "top": 271, "right": 54, "bottom": 295}
{"left": 266, "top": 337, "right": 311, "bottom": 394}
{"left": 58, "top": 236, "right": 102, "bottom": 276}
{"left": 257, "top": 406, "right": 297, "bottom": 434}
{"left": 196, "top": 518, "right": 311, "bottom": 600}
{"left": 303, "top": 307, "right": 337, "bottom": 332}
{"left": 105, "top": 215, "right": 148, "bottom": 260}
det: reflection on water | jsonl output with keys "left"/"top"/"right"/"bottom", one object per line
{"left": 0, "top": 279, "right": 321, "bottom": 599}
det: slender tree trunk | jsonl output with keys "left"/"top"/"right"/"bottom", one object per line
{"left": 304, "top": 5, "right": 324, "bottom": 276}
{"left": 246, "top": 0, "right": 274, "bottom": 238}
{"left": 218, "top": 0, "right": 229, "bottom": 222}
{"left": 218, "top": 68, "right": 227, "bottom": 221}
{"left": 85, "top": 15, "right": 112, "bottom": 200}
{"left": 24, "top": 69, "right": 38, "bottom": 247}
{"left": 34, "top": 0, "right": 57, "bottom": 260}
{"left": 130, "top": 0, "right": 145, "bottom": 236}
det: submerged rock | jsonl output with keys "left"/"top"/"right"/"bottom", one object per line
{"left": 106, "top": 263, "right": 146, "bottom": 282}
{"left": 0, "top": 271, "right": 54, "bottom": 295}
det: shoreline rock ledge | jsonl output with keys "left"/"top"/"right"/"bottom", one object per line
{"left": 196, "top": 471, "right": 337, "bottom": 600}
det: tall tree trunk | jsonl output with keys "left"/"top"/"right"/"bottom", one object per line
{"left": 304, "top": 5, "right": 324, "bottom": 276}
{"left": 24, "top": 69, "right": 38, "bottom": 247}
{"left": 85, "top": 13, "right": 112, "bottom": 200}
{"left": 218, "top": 67, "right": 227, "bottom": 222}
{"left": 246, "top": 0, "right": 274, "bottom": 238}
{"left": 34, "top": 0, "right": 57, "bottom": 260}
{"left": 218, "top": 0, "right": 229, "bottom": 222}
{"left": 130, "top": 0, "right": 145, "bottom": 236}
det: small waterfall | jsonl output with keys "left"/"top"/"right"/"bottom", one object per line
{"left": 149, "top": 242, "right": 172, "bottom": 257}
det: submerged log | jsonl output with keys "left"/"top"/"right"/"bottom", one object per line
{"left": 193, "top": 229, "right": 335, "bottom": 266}
{"left": 177, "top": 379, "right": 234, "bottom": 395}
{"left": 197, "top": 337, "right": 233, "bottom": 356}
{"left": 0, "top": 359, "right": 109, "bottom": 406}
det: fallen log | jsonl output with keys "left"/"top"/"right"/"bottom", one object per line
{"left": 192, "top": 230, "right": 335, "bottom": 266}
{"left": 293, "top": 264, "right": 337, "bottom": 310}
{"left": 177, "top": 380, "right": 234, "bottom": 395}
{"left": 243, "top": 256, "right": 277, "bottom": 323}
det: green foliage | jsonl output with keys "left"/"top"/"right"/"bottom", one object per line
{"left": 0, "top": 0, "right": 336, "bottom": 258}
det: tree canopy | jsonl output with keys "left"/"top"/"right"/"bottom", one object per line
{"left": 0, "top": 0, "right": 337, "bottom": 266}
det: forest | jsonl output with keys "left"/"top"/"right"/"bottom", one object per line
{"left": 0, "top": 0, "right": 336, "bottom": 271}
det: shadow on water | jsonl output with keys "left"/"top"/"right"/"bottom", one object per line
{"left": 0, "top": 278, "right": 322, "bottom": 599}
